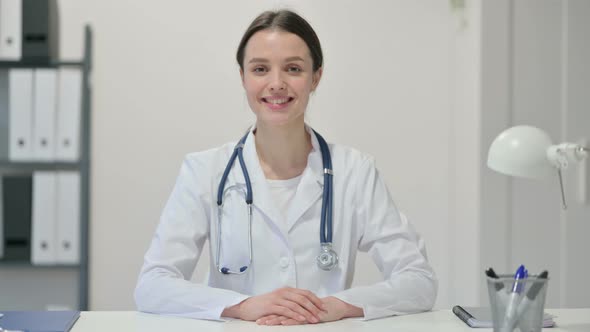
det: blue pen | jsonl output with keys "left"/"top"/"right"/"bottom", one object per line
{"left": 502, "top": 265, "right": 527, "bottom": 332}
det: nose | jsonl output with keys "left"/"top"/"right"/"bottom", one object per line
{"left": 269, "top": 72, "right": 286, "bottom": 91}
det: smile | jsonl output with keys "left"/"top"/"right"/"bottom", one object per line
{"left": 261, "top": 97, "right": 294, "bottom": 110}
{"left": 262, "top": 97, "right": 293, "bottom": 104}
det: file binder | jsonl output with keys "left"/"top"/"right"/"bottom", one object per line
{"left": 32, "top": 68, "right": 57, "bottom": 160}
{"left": 31, "top": 171, "right": 57, "bottom": 265}
{"left": 0, "top": 0, "right": 22, "bottom": 61}
{"left": 8, "top": 68, "right": 34, "bottom": 161}
{"left": 0, "top": 310, "right": 80, "bottom": 332}
{"left": 21, "top": 0, "right": 60, "bottom": 63}
{"left": 0, "top": 69, "right": 9, "bottom": 160}
{"left": 1, "top": 174, "right": 32, "bottom": 261}
{"left": 56, "top": 171, "right": 80, "bottom": 264}
{"left": 56, "top": 68, "right": 82, "bottom": 161}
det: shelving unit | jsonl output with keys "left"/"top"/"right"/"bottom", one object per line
{"left": 0, "top": 25, "right": 92, "bottom": 310}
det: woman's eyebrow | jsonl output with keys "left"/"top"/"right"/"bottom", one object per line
{"left": 248, "top": 57, "right": 269, "bottom": 64}
{"left": 285, "top": 56, "right": 304, "bottom": 62}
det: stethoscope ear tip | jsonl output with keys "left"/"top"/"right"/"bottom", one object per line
{"left": 221, "top": 267, "right": 230, "bottom": 274}
{"left": 240, "top": 266, "right": 248, "bottom": 272}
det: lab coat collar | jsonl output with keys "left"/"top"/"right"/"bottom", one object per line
{"left": 228, "top": 124, "right": 325, "bottom": 235}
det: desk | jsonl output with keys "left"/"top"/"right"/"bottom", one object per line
{"left": 70, "top": 309, "right": 589, "bottom": 332}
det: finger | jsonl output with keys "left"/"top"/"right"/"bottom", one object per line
{"left": 282, "top": 318, "right": 306, "bottom": 326}
{"left": 264, "top": 316, "right": 291, "bottom": 325}
{"left": 276, "top": 299, "right": 318, "bottom": 323}
{"left": 290, "top": 289, "right": 327, "bottom": 312}
{"left": 283, "top": 292, "right": 323, "bottom": 320}
{"left": 256, "top": 315, "right": 278, "bottom": 325}
{"left": 271, "top": 304, "right": 308, "bottom": 322}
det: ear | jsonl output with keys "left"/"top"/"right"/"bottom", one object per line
{"left": 311, "top": 67, "right": 323, "bottom": 91}
{"left": 240, "top": 68, "right": 245, "bottom": 86}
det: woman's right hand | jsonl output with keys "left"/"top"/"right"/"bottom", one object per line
{"left": 221, "top": 287, "right": 326, "bottom": 323}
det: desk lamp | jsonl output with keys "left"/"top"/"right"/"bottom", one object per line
{"left": 487, "top": 125, "right": 589, "bottom": 208}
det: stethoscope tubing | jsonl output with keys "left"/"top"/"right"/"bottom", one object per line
{"left": 216, "top": 129, "right": 336, "bottom": 274}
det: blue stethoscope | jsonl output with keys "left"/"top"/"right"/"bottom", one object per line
{"left": 215, "top": 129, "right": 338, "bottom": 275}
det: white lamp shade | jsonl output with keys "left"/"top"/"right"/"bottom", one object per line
{"left": 487, "top": 125, "right": 555, "bottom": 179}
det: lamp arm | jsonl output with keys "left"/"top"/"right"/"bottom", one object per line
{"left": 547, "top": 143, "right": 588, "bottom": 169}
{"left": 545, "top": 143, "right": 588, "bottom": 210}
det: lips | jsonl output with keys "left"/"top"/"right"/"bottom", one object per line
{"left": 261, "top": 96, "right": 294, "bottom": 110}
{"left": 261, "top": 96, "right": 294, "bottom": 104}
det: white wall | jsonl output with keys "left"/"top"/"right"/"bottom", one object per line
{"left": 448, "top": 0, "right": 482, "bottom": 307}
{"left": 58, "top": 0, "right": 590, "bottom": 311}
{"left": 58, "top": 0, "right": 463, "bottom": 310}
{"left": 479, "top": 0, "right": 590, "bottom": 308}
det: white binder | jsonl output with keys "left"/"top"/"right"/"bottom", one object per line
{"left": 0, "top": 69, "right": 9, "bottom": 160}
{"left": 32, "top": 69, "right": 57, "bottom": 161}
{"left": 9, "top": 69, "right": 34, "bottom": 161}
{"left": 31, "top": 171, "right": 57, "bottom": 265}
{"left": 56, "top": 68, "right": 82, "bottom": 161}
{"left": 56, "top": 171, "right": 80, "bottom": 264}
{"left": 0, "top": 0, "right": 22, "bottom": 61}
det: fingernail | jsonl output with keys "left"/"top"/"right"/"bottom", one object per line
{"left": 311, "top": 317, "right": 319, "bottom": 323}
{"left": 299, "top": 315, "right": 306, "bottom": 321}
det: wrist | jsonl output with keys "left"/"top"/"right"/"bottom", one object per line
{"left": 221, "top": 301, "right": 243, "bottom": 319}
{"left": 331, "top": 297, "right": 363, "bottom": 318}
{"left": 344, "top": 303, "right": 363, "bottom": 318}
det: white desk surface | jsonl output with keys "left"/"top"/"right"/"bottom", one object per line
{"left": 70, "top": 309, "right": 589, "bottom": 332}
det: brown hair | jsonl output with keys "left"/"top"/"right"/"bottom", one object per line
{"left": 236, "top": 10, "right": 323, "bottom": 72}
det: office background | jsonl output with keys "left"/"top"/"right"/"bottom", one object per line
{"left": 51, "top": 0, "right": 589, "bottom": 310}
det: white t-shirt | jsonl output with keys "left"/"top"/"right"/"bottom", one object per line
{"left": 266, "top": 174, "right": 303, "bottom": 222}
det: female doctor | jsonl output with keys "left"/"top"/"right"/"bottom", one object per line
{"left": 134, "top": 9, "right": 437, "bottom": 326}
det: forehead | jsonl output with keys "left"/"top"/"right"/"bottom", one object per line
{"left": 243, "top": 29, "right": 311, "bottom": 62}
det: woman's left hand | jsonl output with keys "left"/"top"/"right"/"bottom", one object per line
{"left": 256, "top": 296, "right": 363, "bottom": 325}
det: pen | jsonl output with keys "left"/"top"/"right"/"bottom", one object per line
{"left": 485, "top": 267, "right": 509, "bottom": 304}
{"left": 502, "top": 265, "right": 527, "bottom": 332}
{"left": 515, "top": 271, "right": 549, "bottom": 332}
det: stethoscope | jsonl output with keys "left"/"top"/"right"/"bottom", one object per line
{"left": 215, "top": 129, "right": 338, "bottom": 275}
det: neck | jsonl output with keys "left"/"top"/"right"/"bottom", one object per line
{"left": 254, "top": 122, "right": 312, "bottom": 180}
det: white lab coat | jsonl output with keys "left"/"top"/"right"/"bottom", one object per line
{"left": 134, "top": 126, "right": 437, "bottom": 321}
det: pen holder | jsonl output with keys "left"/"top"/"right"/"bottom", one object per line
{"left": 487, "top": 275, "right": 549, "bottom": 332}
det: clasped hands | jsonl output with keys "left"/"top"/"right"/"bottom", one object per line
{"left": 221, "top": 287, "right": 363, "bottom": 326}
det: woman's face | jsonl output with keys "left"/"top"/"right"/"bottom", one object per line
{"left": 241, "top": 29, "right": 322, "bottom": 129}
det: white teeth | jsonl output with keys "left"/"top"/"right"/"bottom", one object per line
{"left": 267, "top": 98, "right": 289, "bottom": 104}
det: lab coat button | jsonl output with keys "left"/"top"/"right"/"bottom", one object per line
{"left": 279, "top": 257, "right": 289, "bottom": 268}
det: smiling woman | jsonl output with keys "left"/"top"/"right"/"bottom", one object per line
{"left": 134, "top": 9, "right": 437, "bottom": 326}
{"left": 240, "top": 29, "right": 320, "bottom": 132}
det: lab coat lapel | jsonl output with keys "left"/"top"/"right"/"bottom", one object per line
{"left": 285, "top": 128, "right": 324, "bottom": 233}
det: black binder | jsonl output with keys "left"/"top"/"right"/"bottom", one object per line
{"left": 1, "top": 174, "right": 33, "bottom": 261}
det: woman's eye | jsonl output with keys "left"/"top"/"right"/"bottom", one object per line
{"left": 287, "top": 66, "right": 302, "bottom": 73}
{"left": 253, "top": 67, "right": 267, "bottom": 73}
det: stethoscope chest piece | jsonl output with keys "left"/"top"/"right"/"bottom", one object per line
{"left": 317, "top": 243, "right": 338, "bottom": 271}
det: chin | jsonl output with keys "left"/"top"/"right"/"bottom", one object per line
{"left": 256, "top": 113, "right": 304, "bottom": 129}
